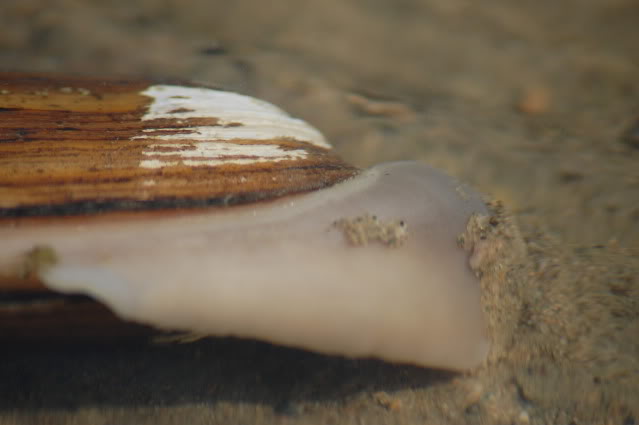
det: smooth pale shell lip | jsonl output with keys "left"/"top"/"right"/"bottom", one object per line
{"left": 1, "top": 161, "right": 490, "bottom": 370}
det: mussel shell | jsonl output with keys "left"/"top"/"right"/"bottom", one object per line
{"left": 0, "top": 73, "right": 357, "bottom": 217}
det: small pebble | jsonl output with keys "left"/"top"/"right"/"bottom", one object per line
{"left": 516, "top": 86, "right": 550, "bottom": 115}
{"left": 372, "top": 391, "right": 402, "bottom": 411}
{"left": 346, "top": 92, "right": 416, "bottom": 122}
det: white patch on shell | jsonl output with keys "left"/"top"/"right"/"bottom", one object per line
{"left": 136, "top": 85, "right": 331, "bottom": 149}
{"left": 139, "top": 142, "right": 308, "bottom": 169}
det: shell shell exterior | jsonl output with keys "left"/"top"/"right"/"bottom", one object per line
{"left": 0, "top": 73, "right": 357, "bottom": 216}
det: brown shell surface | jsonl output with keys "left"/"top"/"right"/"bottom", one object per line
{"left": 0, "top": 72, "right": 358, "bottom": 341}
{"left": 0, "top": 72, "right": 358, "bottom": 217}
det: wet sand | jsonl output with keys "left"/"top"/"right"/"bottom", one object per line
{"left": 1, "top": 1, "right": 638, "bottom": 424}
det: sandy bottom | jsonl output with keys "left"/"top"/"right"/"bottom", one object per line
{"left": 1, "top": 1, "right": 638, "bottom": 424}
